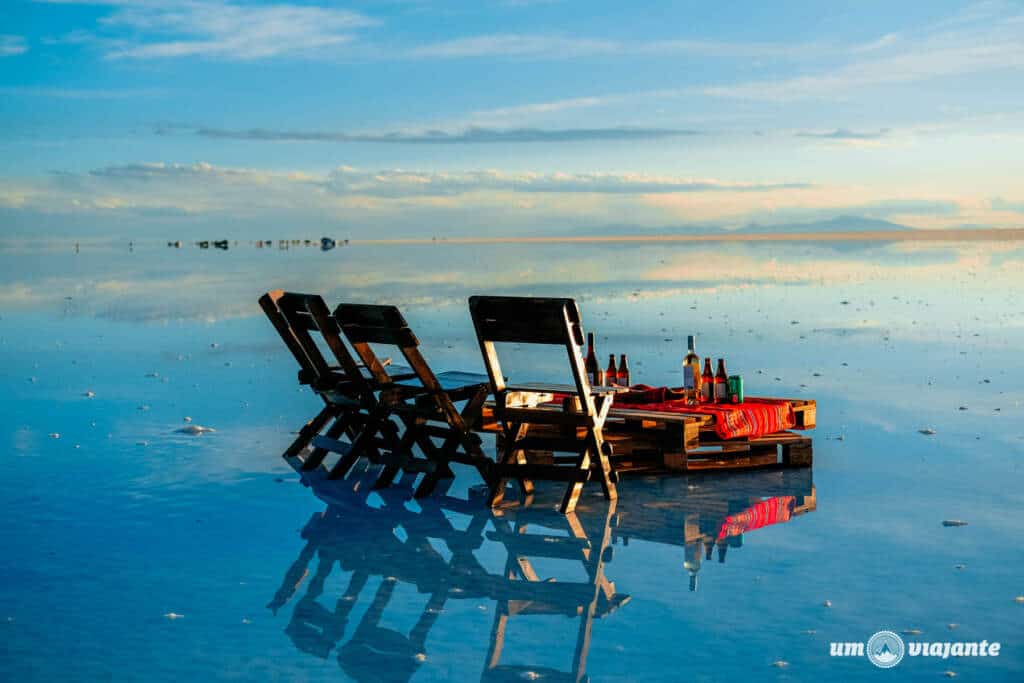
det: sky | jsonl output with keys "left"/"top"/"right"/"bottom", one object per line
{"left": 0, "top": 0, "right": 1022, "bottom": 239}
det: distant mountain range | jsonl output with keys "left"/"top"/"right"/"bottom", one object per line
{"left": 733, "top": 215, "right": 915, "bottom": 234}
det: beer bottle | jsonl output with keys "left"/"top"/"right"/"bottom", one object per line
{"left": 606, "top": 354, "right": 617, "bottom": 386}
{"left": 700, "top": 358, "right": 714, "bottom": 402}
{"left": 714, "top": 358, "right": 728, "bottom": 403}
{"left": 617, "top": 354, "right": 630, "bottom": 387}
{"left": 584, "top": 332, "right": 604, "bottom": 386}
{"left": 683, "top": 335, "right": 701, "bottom": 401}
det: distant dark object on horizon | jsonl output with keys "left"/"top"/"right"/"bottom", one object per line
{"left": 198, "top": 240, "right": 209, "bottom": 249}
{"left": 321, "top": 237, "right": 336, "bottom": 251}
{"left": 213, "top": 240, "right": 229, "bottom": 250}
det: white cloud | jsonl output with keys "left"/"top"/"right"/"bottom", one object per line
{"left": 703, "top": 5, "right": 1024, "bottom": 100}
{"left": 0, "top": 35, "right": 28, "bottom": 56}
{"left": 323, "top": 167, "right": 810, "bottom": 197}
{"left": 37, "top": 0, "right": 376, "bottom": 60}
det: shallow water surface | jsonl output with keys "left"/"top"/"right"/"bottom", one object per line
{"left": 1, "top": 239, "right": 1022, "bottom": 681}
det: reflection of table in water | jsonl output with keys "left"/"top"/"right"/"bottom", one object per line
{"left": 268, "top": 464, "right": 815, "bottom": 681}
{"left": 607, "top": 469, "right": 816, "bottom": 591}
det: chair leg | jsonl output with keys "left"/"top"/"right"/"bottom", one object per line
{"left": 591, "top": 430, "right": 617, "bottom": 502}
{"left": 374, "top": 418, "right": 419, "bottom": 489}
{"left": 302, "top": 412, "right": 352, "bottom": 471}
{"left": 559, "top": 448, "right": 592, "bottom": 515}
{"left": 413, "top": 432, "right": 460, "bottom": 498}
{"left": 327, "top": 410, "right": 385, "bottom": 480}
{"left": 282, "top": 405, "right": 335, "bottom": 459}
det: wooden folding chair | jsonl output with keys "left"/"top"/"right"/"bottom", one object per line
{"left": 468, "top": 296, "right": 618, "bottom": 514}
{"left": 259, "top": 290, "right": 407, "bottom": 472}
{"left": 333, "top": 303, "right": 494, "bottom": 497}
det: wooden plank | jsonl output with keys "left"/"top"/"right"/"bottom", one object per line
{"left": 782, "top": 441, "right": 814, "bottom": 466}
{"left": 685, "top": 452, "right": 779, "bottom": 470}
{"left": 469, "top": 296, "right": 580, "bottom": 345}
{"left": 794, "top": 402, "right": 817, "bottom": 429}
{"left": 501, "top": 406, "right": 600, "bottom": 427}
{"left": 506, "top": 382, "right": 622, "bottom": 396}
{"left": 334, "top": 303, "right": 408, "bottom": 329}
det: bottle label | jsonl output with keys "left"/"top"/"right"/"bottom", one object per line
{"left": 714, "top": 382, "right": 727, "bottom": 400}
{"left": 700, "top": 382, "right": 712, "bottom": 400}
{"left": 684, "top": 370, "right": 695, "bottom": 389}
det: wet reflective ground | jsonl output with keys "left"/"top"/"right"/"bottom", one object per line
{"left": 1, "top": 239, "right": 1022, "bottom": 681}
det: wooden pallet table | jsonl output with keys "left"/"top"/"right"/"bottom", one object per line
{"left": 479, "top": 397, "right": 815, "bottom": 475}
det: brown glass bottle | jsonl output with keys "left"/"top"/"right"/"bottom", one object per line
{"left": 714, "top": 358, "right": 728, "bottom": 403}
{"left": 606, "top": 354, "right": 617, "bottom": 385}
{"left": 700, "top": 358, "right": 714, "bottom": 402}
{"left": 584, "top": 332, "right": 603, "bottom": 386}
{"left": 617, "top": 354, "right": 630, "bottom": 387}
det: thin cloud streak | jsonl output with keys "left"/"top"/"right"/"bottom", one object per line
{"left": 190, "top": 125, "right": 702, "bottom": 144}
{"left": 0, "top": 35, "right": 28, "bottom": 56}
{"left": 406, "top": 33, "right": 827, "bottom": 60}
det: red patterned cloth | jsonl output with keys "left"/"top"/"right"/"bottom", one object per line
{"left": 615, "top": 384, "right": 797, "bottom": 440}
{"left": 717, "top": 496, "right": 795, "bottom": 540}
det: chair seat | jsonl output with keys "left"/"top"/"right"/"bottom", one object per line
{"left": 395, "top": 370, "right": 490, "bottom": 392}
{"left": 505, "top": 381, "right": 624, "bottom": 396}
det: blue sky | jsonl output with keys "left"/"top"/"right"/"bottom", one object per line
{"left": 0, "top": 0, "right": 1022, "bottom": 237}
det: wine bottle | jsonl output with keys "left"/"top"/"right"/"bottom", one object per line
{"left": 584, "top": 332, "right": 603, "bottom": 386}
{"left": 682, "top": 335, "right": 700, "bottom": 401}
{"left": 617, "top": 354, "right": 630, "bottom": 387}
{"left": 700, "top": 358, "right": 714, "bottom": 402}
{"left": 714, "top": 358, "right": 728, "bottom": 403}
{"left": 606, "top": 354, "right": 617, "bottom": 386}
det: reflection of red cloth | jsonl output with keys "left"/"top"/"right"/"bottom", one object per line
{"left": 616, "top": 385, "right": 796, "bottom": 440}
{"left": 717, "top": 496, "right": 795, "bottom": 540}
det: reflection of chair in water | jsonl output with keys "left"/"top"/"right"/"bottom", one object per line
{"left": 269, "top": 466, "right": 816, "bottom": 680}
{"left": 483, "top": 502, "right": 626, "bottom": 683}
{"left": 270, "top": 464, "right": 627, "bottom": 682}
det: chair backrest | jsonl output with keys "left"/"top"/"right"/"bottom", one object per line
{"left": 468, "top": 296, "right": 594, "bottom": 415}
{"left": 260, "top": 290, "right": 366, "bottom": 392}
{"left": 334, "top": 303, "right": 434, "bottom": 387}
